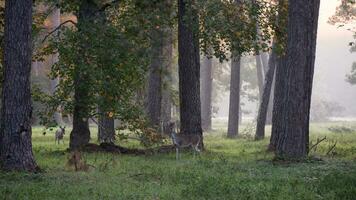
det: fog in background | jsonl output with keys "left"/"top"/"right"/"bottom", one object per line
{"left": 215, "top": 0, "right": 356, "bottom": 119}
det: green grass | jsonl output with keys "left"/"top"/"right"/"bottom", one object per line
{"left": 1, "top": 122, "right": 356, "bottom": 200}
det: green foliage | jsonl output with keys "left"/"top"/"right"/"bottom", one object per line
{"left": 1, "top": 123, "right": 356, "bottom": 199}
{"left": 329, "top": 1, "right": 356, "bottom": 85}
{"left": 32, "top": 0, "right": 177, "bottom": 146}
{"left": 199, "top": 0, "right": 279, "bottom": 61}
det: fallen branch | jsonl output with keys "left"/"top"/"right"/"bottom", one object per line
{"left": 79, "top": 143, "right": 176, "bottom": 155}
{"left": 309, "top": 136, "right": 327, "bottom": 153}
{"left": 326, "top": 141, "right": 337, "bottom": 156}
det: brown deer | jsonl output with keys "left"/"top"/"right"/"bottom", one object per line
{"left": 169, "top": 122, "right": 201, "bottom": 160}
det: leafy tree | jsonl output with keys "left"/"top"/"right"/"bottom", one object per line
{"left": 198, "top": 0, "right": 277, "bottom": 137}
{"left": 34, "top": 0, "right": 165, "bottom": 148}
{"left": 329, "top": 0, "right": 356, "bottom": 85}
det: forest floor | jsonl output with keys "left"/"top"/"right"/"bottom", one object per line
{"left": 1, "top": 121, "right": 356, "bottom": 200}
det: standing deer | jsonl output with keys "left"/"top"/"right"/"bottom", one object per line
{"left": 169, "top": 122, "right": 201, "bottom": 160}
{"left": 55, "top": 126, "right": 65, "bottom": 144}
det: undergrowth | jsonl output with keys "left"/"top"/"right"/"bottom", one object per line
{"left": 0, "top": 122, "right": 356, "bottom": 200}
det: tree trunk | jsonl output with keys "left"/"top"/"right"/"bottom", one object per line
{"left": 261, "top": 52, "right": 274, "bottom": 125}
{"left": 266, "top": 75, "right": 275, "bottom": 125}
{"left": 146, "top": 29, "right": 164, "bottom": 129}
{"left": 69, "top": 0, "right": 98, "bottom": 150}
{"left": 0, "top": 0, "right": 38, "bottom": 172}
{"left": 261, "top": 53, "right": 269, "bottom": 75}
{"left": 98, "top": 112, "right": 115, "bottom": 143}
{"left": 200, "top": 56, "right": 213, "bottom": 131}
{"left": 272, "top": 0, "right": 320, "bottom": 159}
{"left": 178, "top": 0, "right": 203, "bottom": 141}
{"left": 269, "top": 56, "right": 285, "bottom": 151}
{"left": 48, "top": 8, "right": 63, "bottom": 125}
{"left": 255, "top": 43, "right": 277, "bottom": 140}
{"left": 161, "top": 88, "right": 172, "bottom": 135}
{"left": 256, "top": 55, "right": 264, "bottom": 101}
{"left": 227, "top": 55, "right": 241, "bottom": 138}
{"left": 69, "top": 75, "right": 91, "bottom": 149}
{"left": 161, "top": 27, "right": 173, "bottom": 135}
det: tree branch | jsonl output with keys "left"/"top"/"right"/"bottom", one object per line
{"left": 99, "top": 0, "right": 121, "bottom": 12}
{"left": 42, "top": 20, "right": 77, "bottom": 43}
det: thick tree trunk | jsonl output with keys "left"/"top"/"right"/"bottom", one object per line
{"left": 256, "top": 55, "right": 264, "bottom": 101}
{"left": 161, "top": 88, "right": 171, "bottom": 135}
{"left": 227, "top": 55, "right": 241, "bottom": 138}
{"left": 146, "top": 29, "right": 164, "bottom": 129}
{"left": 48, "top": 8, "right": 63, "bottom": 125}
{"left": 161, "top": 28, "right": 173, "bottom": 135}
{"left": 200, "top": 56, "right": 213, "bottom": 131}
{"left": 69, "top": 0, "right": 98, "bottom": 150}
{"left": 0, "top": 0, "right": 38, "bottom": 171}
{"left": 272, "top": 0, "right": 320, "bottom": 159}
{"left": 178, "top": 0, "right": 203, "bottom": 141}
{"left": 69, "top": 74, "right": 91, "bottom": 149}
{"left": 255, "top": 43, "right": 277, "bottom": 140}
{"left": 269, "top": 56, "right": 285, "bottom": 151}
{"left": 98, "top": 112, "right": 115, "bottom": 143}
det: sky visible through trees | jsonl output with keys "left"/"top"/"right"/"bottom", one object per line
{"left": 214, "top": 0, "right": 356, "bottom": 119}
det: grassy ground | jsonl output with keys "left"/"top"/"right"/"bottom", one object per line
{"left": 1, "top": 121, "right": 356, "bottom": 200}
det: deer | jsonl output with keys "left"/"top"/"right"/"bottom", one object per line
{"left": 168, "top": 122, "right": 202, "bottom": 160}
{"left": 55, "top": 126, "right": 65, "bottom": 144}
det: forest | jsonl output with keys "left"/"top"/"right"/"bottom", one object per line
{"left": 0, "top": 0, "right": 356, "bottom": 199}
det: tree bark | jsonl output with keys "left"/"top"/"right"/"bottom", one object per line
{"left": 178, "top": 0, "right": 203, "bottom": 141}
{"left": 0, "top": 0, "right": 38, "bottom": 172}
{"left": 272, "top": 0, "right": 320, "bottom": 159}
{"left": 255, "top": 43, "right": 277, "bottom": 140}
{"left": 69, "top": 0, "right": 98, "bottom": 150}
{"left": 266, "top": 77, "right": 274, "bottom": 125}
{"left": 146, "top": 29, "right": 164, "bottom": 129}
{"left": 256, "top": 55, "right": 264, "bottom": 101}
{"left": 261, "top": 53, "right": 269, "bottom": 75}
{"left": 200, "top": 56, "right": 213, "bottom": 131}
{"left": 261, "top": 52, "right": 274, "bottom": 125}
{"left": 48, "top": 8, "right": 63, "bottom": 125}
{"left": 227, "top": 55, "right": 241, "bottom": 138}
{"left": 269, "top": 55, "right": 285, "bottom": 151}
{"left": 98, "top": 112, "right": 115, "bottom": 143}
{"left": 161, "top": 27, "right": 173, "bottom": 135}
